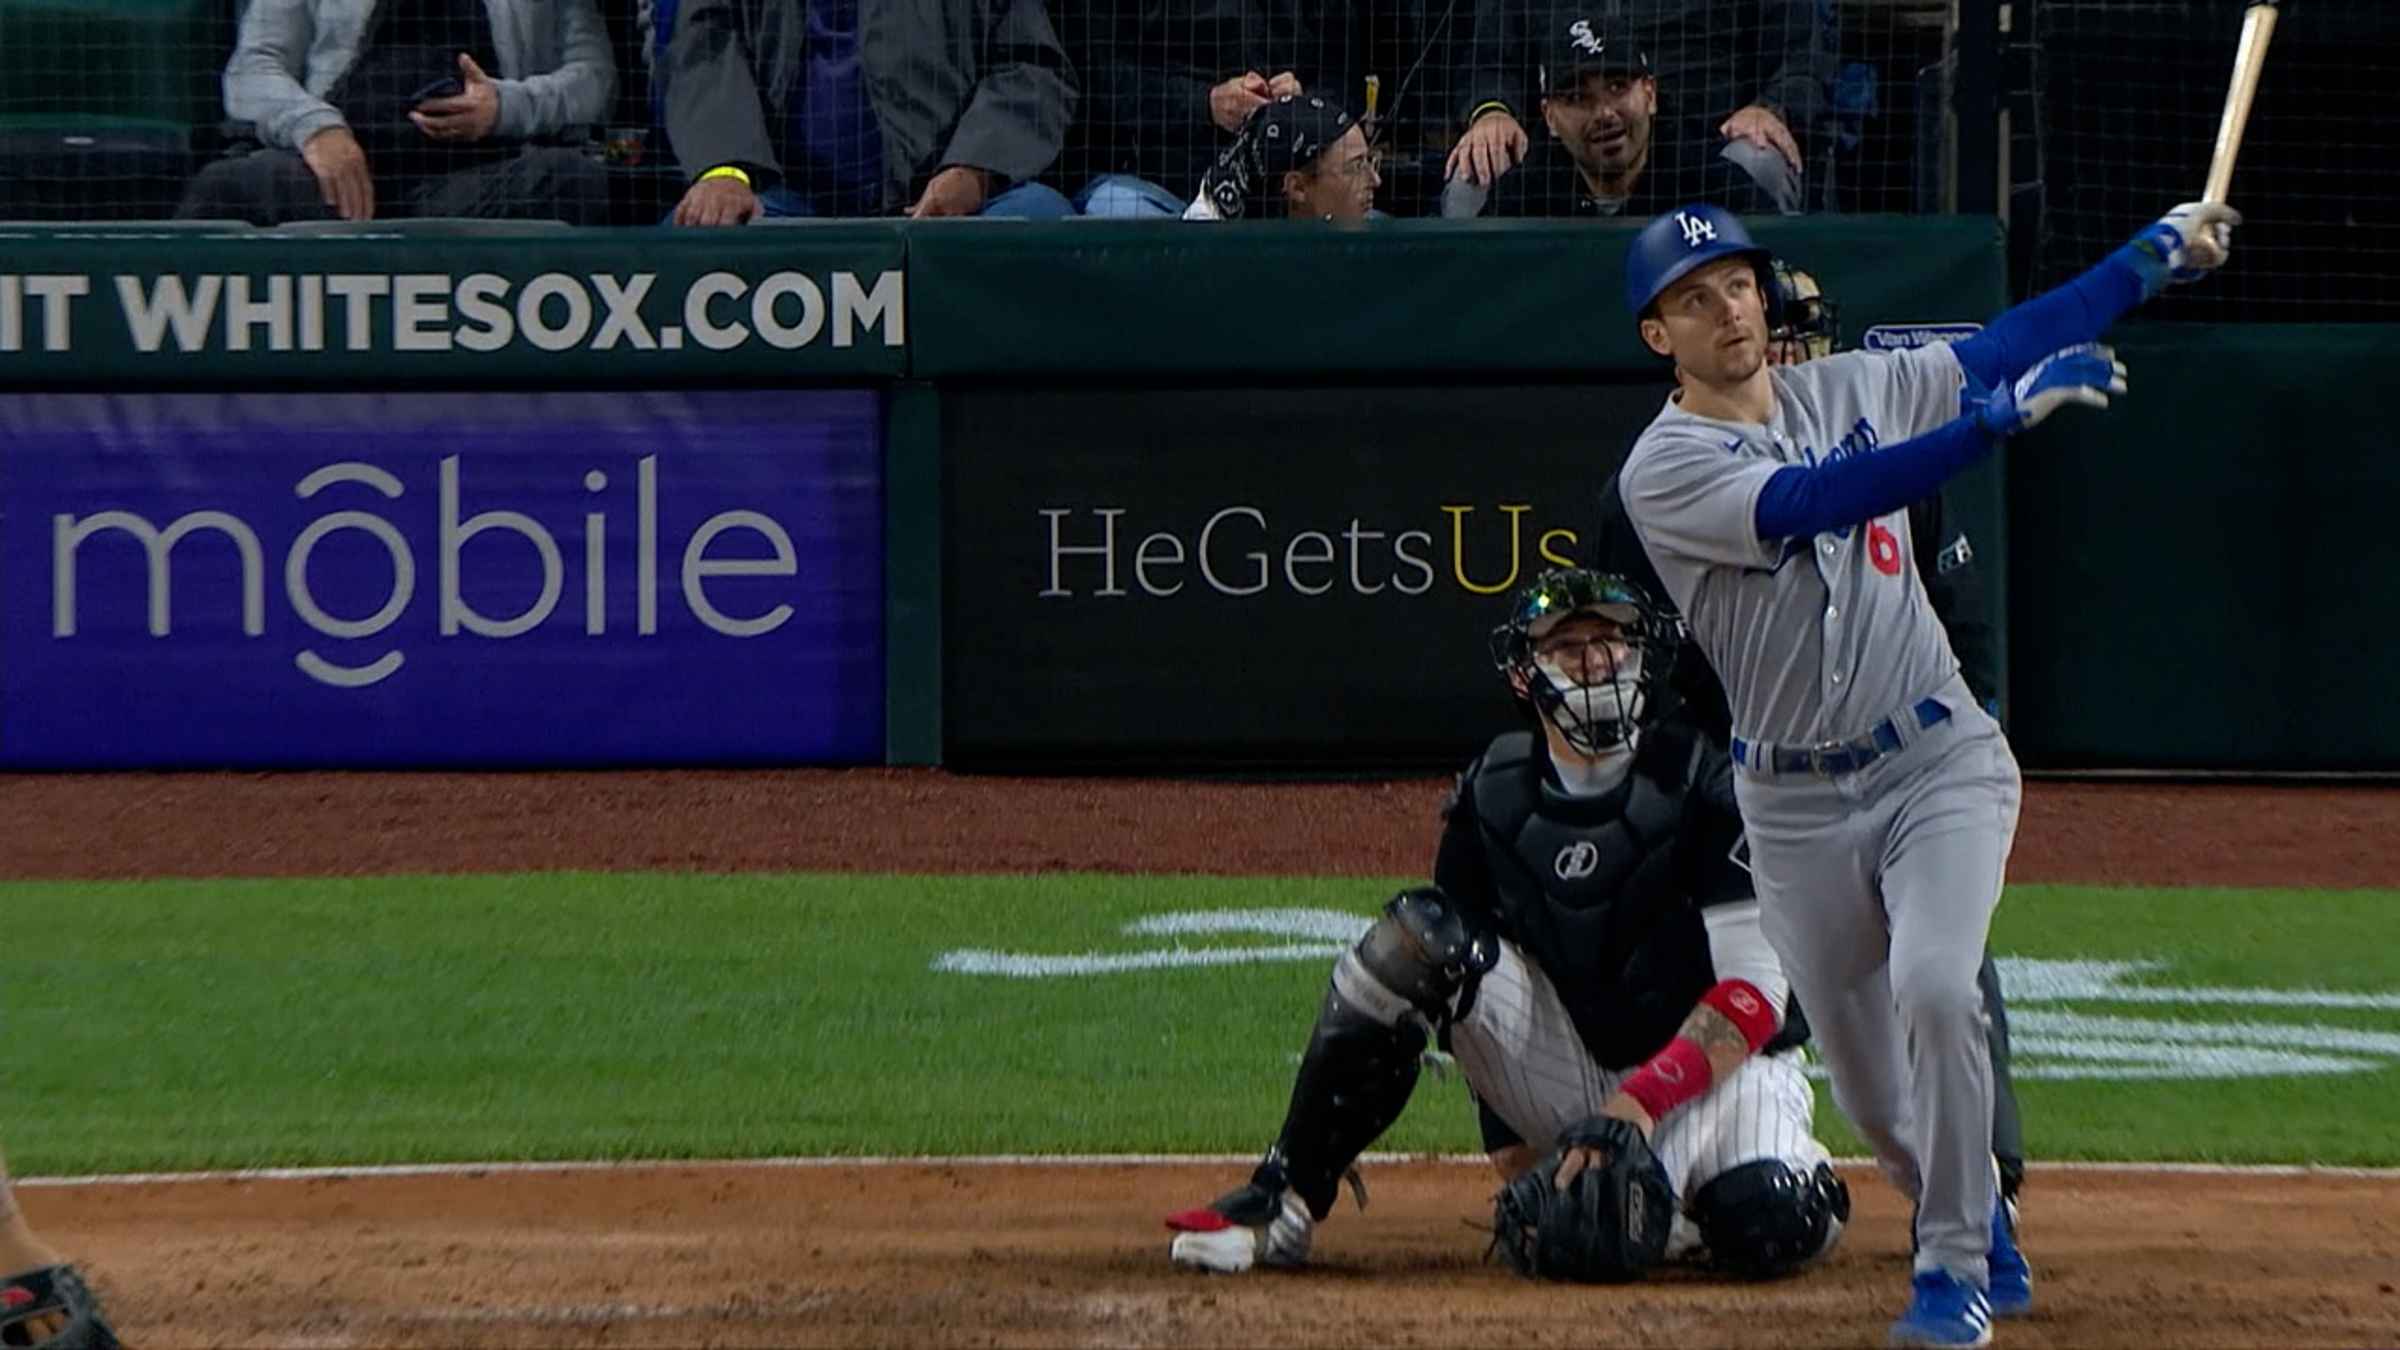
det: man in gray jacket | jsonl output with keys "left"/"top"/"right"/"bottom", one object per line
{"left": 177, "top": 0, "right": 616, "bottom": 225}
{"left": 661, "top": 0, "right": 1074, "bottom": 223}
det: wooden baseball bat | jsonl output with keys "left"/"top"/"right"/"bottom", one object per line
{"left": 2204, "top": 0, "right": 2282, "bottom": 204}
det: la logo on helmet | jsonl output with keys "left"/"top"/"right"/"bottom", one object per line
{"left": 1678, "top": 211, "right": 1717, "bottom": 247}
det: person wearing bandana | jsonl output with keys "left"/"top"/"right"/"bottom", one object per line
{"left": 1180, "top": 94, "right": 1381, "bottom": 222}
{"left": 1055, "top": 1, "right": 1300, "bottom": 219}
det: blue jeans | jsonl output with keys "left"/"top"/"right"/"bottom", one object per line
{"left": 1074, "top": 174, "right": 1185, "bottom": 218}
{"left": 752, "top": 180, "right": 1076, "bottom": 219}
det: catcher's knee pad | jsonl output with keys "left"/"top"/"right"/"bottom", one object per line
{"left": 1690, "top": 1159, "right": 1851, "bottom": 1279}
{"left": 1340, "top": 886, "right": 1499, "bottom": 1027}
{"left": 0, "top": 1265, "right": 123, "bottom": 1350}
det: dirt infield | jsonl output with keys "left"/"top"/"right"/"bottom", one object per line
{"left": 6, "top": 770, "right": 2396, "bottom": 886}
{"left": 30, "top": 1161, "right": 2400, "bottom": 1348}
{"left": 9, "top": 771, "right": 2400, "bottom": 1347}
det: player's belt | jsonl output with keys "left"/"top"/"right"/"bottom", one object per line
{"left": 1732, "top": 698, "right": 1953, "bottom": 778}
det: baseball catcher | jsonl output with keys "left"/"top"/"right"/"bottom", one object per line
{"left": 0, "top": 1265, "right": 120, "bottom": 1350}
{"left": 0, "top": 1144, "right": 124, "bottom": 1350}
{"left": 1165, "top": 568, "right": 1849, "bottom": 1283}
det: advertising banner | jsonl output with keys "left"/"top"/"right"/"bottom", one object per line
{"left": 945, "top": 383, "right": 1666, "bottom": 767}
{"left": 1, "top": 389, "right": 883, "bottom": 767}
{"left": 946, "top": 381, "right": 2009, "bottom": 769}
{"left": 0, "top": 228, "right": 906, "bottom": 385}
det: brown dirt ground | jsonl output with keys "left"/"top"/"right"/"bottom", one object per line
{"left": 8, "top": 772, "right": 2400, "bottom": 1348}
{"left": 4, "top": 771, "right": 2396, "bottom": 886}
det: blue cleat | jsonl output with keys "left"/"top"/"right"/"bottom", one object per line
{"left": 1987, "top": 1192, "right": 2032, "bottom": 1317}
{"left": 1889, "top": 1269, "right": 1995, "bottom": 1348}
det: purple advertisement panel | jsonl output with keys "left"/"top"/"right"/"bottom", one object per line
{"left": 0, "top": 390, "right": 882, "bottom": 767}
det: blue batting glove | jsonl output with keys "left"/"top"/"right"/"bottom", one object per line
{"left": 2127, "top": 201, "right": 2242, "bottom": 296}
{"left": 1975, "top": 342, "right": 2128, "bottom": 436}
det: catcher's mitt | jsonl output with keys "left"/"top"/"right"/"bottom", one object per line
{"left": 0, "top": 1264, "right": 123, "bottom": 1350}
{"left": 1490, "top": 1116, "right": 1675, "bottom": 1283}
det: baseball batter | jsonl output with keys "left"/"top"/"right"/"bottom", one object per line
{"left": 1167, "top": 569, "right": 1850, "bottom": 1286}
{"left": 0, "top": 1143, "right": 123, "bottom": 1348}
{"left": 1593, "top": 261, "right": 2034, "bottom": 1218}
{"left": 1617, "top": 199, "right": 2237, "bottom": 1346}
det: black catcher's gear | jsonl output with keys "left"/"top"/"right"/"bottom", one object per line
{"left": 1689, "top": 1158, "right": 1851, "bottom": 1279}
{"left": 1443, "top": 722, "right": 1809, "bottom": 1079}
{"left": 0, "top": 1265, "right": 123, "bottom": 1350}
{"left": 1266, "top": 888, "right": 1498, "bottom": 1220}
{"left": 1489, "top": 568, "right": 1681, "bottom": 756}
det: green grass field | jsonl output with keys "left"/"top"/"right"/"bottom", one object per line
{"left": 6, "top": 874, "right": 2397, "bottom": 1175}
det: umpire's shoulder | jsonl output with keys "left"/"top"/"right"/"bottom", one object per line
{"left": 1641, "top": 706, "right": 1738, "bottom": 816}
{"left": 1691, "top": 740, "right": 1739, "bottom": 817}
{"left": 1592, "top": 471, "right": 1665, "bottom": 594}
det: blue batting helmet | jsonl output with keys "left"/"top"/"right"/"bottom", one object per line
{"left": 1624, "top": 203, "right": 1776, "bottom": 319}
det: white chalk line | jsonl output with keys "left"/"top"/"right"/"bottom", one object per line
{"left": 19, "top": 1153, "right": 2400, "bottom": 1187}
{"left": 401, "top": 1295, "right": 833, "bottom": 1326}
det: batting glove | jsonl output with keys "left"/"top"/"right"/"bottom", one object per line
{"left": 2128, "top": 201, "right": 2242, "bottom": 294}
{"left": 1975, "top": 342, "right": 2128, "bottom": 437}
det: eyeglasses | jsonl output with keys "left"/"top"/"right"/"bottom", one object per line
{"left": 1327, "top": 150, "right": 1384, "bottom": 182}
{"left": 1534, "top": 633, "right": 1635, "bottom": 664}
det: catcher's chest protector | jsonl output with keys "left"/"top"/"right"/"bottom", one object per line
{"left": 1470, "top": 729, "right": 1717, "bottom": 1066}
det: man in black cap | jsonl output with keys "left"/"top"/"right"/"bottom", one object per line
{"left": 1454, "top": 16, "right": 1791, "bottom": 219}
{"left": 1449, "top": 2, "right": 1828, "bottom": 215}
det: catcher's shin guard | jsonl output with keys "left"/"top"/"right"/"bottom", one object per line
{"left": 0, "top": 1265, "right": 123, "bottom": 1350}
{"left": 1271, "top": 888, "right": 1496, "bottom": 1219}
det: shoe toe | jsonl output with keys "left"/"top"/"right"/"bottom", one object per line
{"left": 1169, "top": 1227, "right": 1260, "bottom": 1273}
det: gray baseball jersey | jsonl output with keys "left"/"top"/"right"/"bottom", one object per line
{"left": 1617, "top": 344, "right": 1969, "bottom": 749}
{"left": 1615, "top": 340, "right": 2025, "bottom": 1291}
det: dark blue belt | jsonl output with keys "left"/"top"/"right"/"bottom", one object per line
{"left": 1733, "top": 698, "right": 1952, "bottom": 777}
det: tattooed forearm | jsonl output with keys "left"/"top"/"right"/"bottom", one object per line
{"left": 1681, "top": 1003, "right": 1755, "bottom": 1076}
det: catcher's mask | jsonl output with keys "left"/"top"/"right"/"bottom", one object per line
{"left": 1489, "top": 568, "right": 1679, "bottom": 756}
{"left": 1767, "top": 258, "right": 1840, "bottom": 363}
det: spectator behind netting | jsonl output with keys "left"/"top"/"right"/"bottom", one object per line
{"left": 1059, "top": 1, "right": 1296, "bottom": 218}
{"left": 1449, "top": 17, "right": 1791, "bottom": 219}
{"left": 1181, "top": 95, "right": 1378, "bottom": 223}
{"left": 177, "top": 0, "right": 615, "bottom": 225}
{"left": 1449, "top": 0, "right": 1831, "bottom": 206}
{"left": 661, "top": 0, "right": 1075, "bottom": 224}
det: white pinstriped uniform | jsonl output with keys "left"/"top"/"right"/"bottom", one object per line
{"left": 1447, "top": 939, "right": 1830, "bottom": 1226}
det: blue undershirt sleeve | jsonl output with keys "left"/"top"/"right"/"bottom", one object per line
{"left": 1752, "top": 415, "right": 1999, "bottom": 542}
{"left": 1951, "top": 243, "right": 2163, "bottom": 390}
